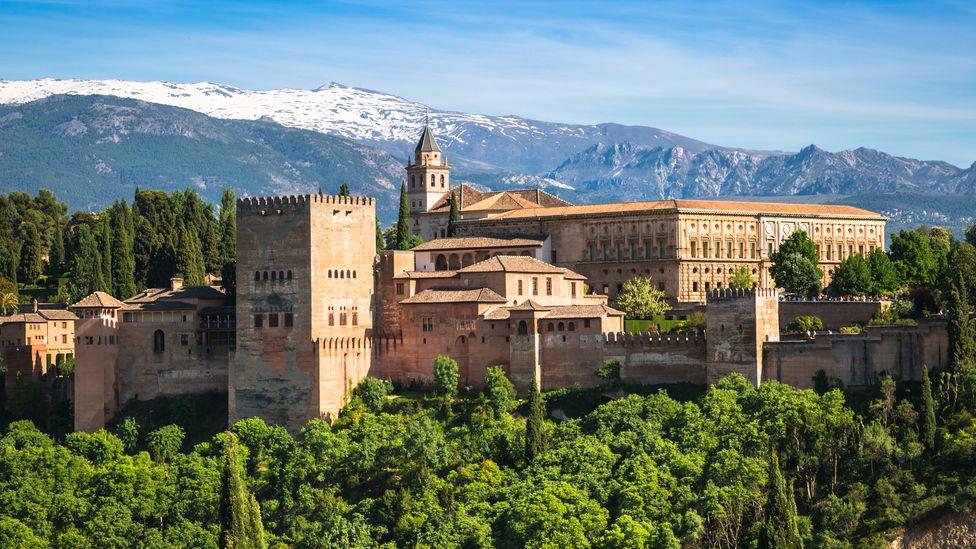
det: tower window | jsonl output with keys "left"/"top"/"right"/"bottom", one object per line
{"left": 254, "top": 271, "right": 260, "bottom": 281}
{"left": 268, "top": 313, "right": 279, "bottom": 327}
{"left": 284, "top": 313, "right": 293, "bottom": 327}
{"left": 153, "top": 330, "right": 165, "bottom": 353}
{"left": 254, "top": 315, "right": 263, "bottom": 328}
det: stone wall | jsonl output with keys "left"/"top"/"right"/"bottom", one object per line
{"left": 604, "top": 332, "right": 707, "bottom": 385}
{"left": 706, "top": 288, "right": 780, "bottom": 385}
{"left": 73, "top": 314, "right": 120, "bottom": 432}
{"left": 779, "top": 300, "right": 884, "bottom": 330}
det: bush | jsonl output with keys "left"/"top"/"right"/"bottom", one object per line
{"left": 594, "top": 360, "right": 621, "bottom": 381}
{"left": 352, "top": 377, "right": 392, "bottom": 412}
{"left": 484, "top": 366, "right": 517, "bottom": 416}
{"left": 786, "top": 315, "right": 823, "bottom": 333}
{"left": 838, "top": 325, "right": 863, "bottom": 334}
{"left": 434, "top": 355, "right": 460, "bottom": 401}
{"left": 146, "top": 424, "right": 185, "bottom": 462}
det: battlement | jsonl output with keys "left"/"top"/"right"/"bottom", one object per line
{"left": 706, "top": 288, "right": 779, "bottom": 301}
{"left": 603, "top": 331, "right": 703, "bottom": 347}
{"left": 237, "top": 193, "right": 376, "bottom": 214}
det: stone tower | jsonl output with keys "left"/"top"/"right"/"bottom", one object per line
{"left": 705, "top": 288, "right": 779, "bottom": 386}
{"left": 406, "top": 119, "right": 450, "bottom": 216}
{"left": 231, "top": 194, "right": 376, "bottom": 430}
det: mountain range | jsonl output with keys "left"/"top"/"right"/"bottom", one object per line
{"left": 0, "top": 78, "right": 974, "bottom": 228}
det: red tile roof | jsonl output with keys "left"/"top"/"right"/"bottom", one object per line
{"left": 412, "top": 237, "right": 544, "bottom": 252}
{"left": 400, "top": 287, "right": 507, "bottom": 304}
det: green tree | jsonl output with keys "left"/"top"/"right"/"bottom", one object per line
{"left": 786, "top": 315, "right": 823, "bottom": 333}
{"left": 219, "top": 433, "right": 266, "bottom": 549}
{"left": 759, "top": 448, "right": 802, "bottom": 549}
{"left": 920, "top": 366, "right": 937, "bottom": 452}
{"left": 98, "top": 214, "right": 113, "bottom": 293}
{"left": 867, "top": 248, "right": 900, "bottom": 295}
{"left": 394, "top": 180, "right": 412, "bottom": 250}
{"left": 947, "top": 283, "right": 975, "bottom": 376}
{"left": 728, "top": 265, "right": 754, "bottom": 290}
{"left": 69, "top": 224, "right": 104, "bottom": 302}
{"left": 146, "top": 424, "right": 185, "bottom": 462}
{"left": 0, "top": 241, "right": 17, "bottom": 286}
{"left": 525, "top": 380, "right": 546, "bottom": 461}
{"left": 0, "top": 290, "right": 18, "bottom": 315}
{"left": 338, "top": 183, "right": 351, "bottom": 197}
{"left": 771, "top": 253, "right": 822, "bottom": 297}
{"left": 175, "top": 226, "right": 206, "bottom": 286}
{"left": 831, "top": 253, "right": 872, "bottom": 296}
{"left": 484, "top": 365, "right": 517, "bottom": 416}
{"left": 110, "top": 200, "right": 137, "bottom": 299}
{"left": 16, "top": 222, "right": 42, "bottom": 285}
{"left": 352, "top": 377, "right": 390, "bottom": 412}
{"left": 447, "top": 195, "right": 460, "bottom": 237}
{"left": 375, "top": 219, "right": 384, "bottom": 255}
{"left": 775, "top": 229, "right": 819, "bottom": 263}
{"left": 614, "top": 276, "right": 668, "bottom": 318}
{"left": 434, "top": 355, "right": 460, "bottom": 403}
{"left": 48, "top": 216, "right": 65, "bottom": 278}
{"left": 218, "top": 188, "right": 237, "bottom": 266}
{"left": 889, "top": 229, "right": 937, "bottom": 286}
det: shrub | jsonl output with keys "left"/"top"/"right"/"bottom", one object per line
{"left": 146, "top": 424, "right": 185, "bottom": 462}
{"left": 352, "top": 377, "right": 392, "bottom": 412}
{"left": 838, "top": 325, "right": 863, "bottom": 334}
{"left": 786, "top": 315, "right": 823, "bottom": 333}
{"left": 594, "top": 360, "right": 621, "bottom": 381}
{"left": 434, "top": 355, "right": 460, "bottom": 401}
{"left": 484, "top": 366, "right": 517, "bottom": 416}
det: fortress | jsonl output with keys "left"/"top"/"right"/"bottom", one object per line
{"left": 62, "top": 124, "right": 947, "bottom": 432}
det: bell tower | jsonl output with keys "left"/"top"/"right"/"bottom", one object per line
{"left": 406, "top": 117, "right": 450, "bottom": 216}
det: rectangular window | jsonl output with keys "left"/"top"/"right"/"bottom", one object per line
{"left": 858, "top": 245, "right": 864, "bottom": 255}
{"left": 339, "top": 313, "right": 347, "bottom": 326}
{"left": 180, "top": 334, "right": 189, "bottom": 345}
{"left": 284, "top": 313, "right": 293, "bottom": 327}
{"left": 352, "top": 312, "right": 358, "bottom": 326}
{"left": 571, "top": 282, "right": 577, "bottom": 298}
{"left": 268, "top": 313, "right": 279, "bottom": 327}
{"left": 691, "top": 241, "right": 698, "bottom": 258}
{"left": 422, "top": 317, "right": 434, "bottom": 332}
{"left": 518, "top": 279, "right": 524, "bottom": 295}
{"left": 588, "top": 244, "right": 596, "bottom": 261}
{"left": 715, "top": 241, "right": 721, "bottom": 258}
{"left": 546, "top": 277, "right": 552, "bottom": 296}
{"left": 768, "top": 242, "right": 774, "bottom": 257}
{"left": 827, "top": 245, "right": 832, "bottom": 260}
{"left": 751, "top": 242, "right": 757, "bottom": 259}
{"left": 630, "top": 242, "right": 637, "bottom": 259}
{"left": 738, "top": 242, "right": 744, "bottom": 259}
{"left": 253, "top": 314, "right": 263, "bottom": 328}
{"left": 532, "top": 277, "right": 538, "bottom": 295}
{"left": 659, "top": 240, "right": 666, "bottom": 258}
{"left": 583, "top": 319, "right": 591, "bottom": 328}
{"left": 727, "top": 241, "right": 733, "bottom": 258}
{"left": 396, "top": 283, "right": 404, "bottom": 295}
{"left": 703, "top": 241, "right": 710, "bottom": 258}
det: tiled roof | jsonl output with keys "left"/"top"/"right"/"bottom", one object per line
{"left": 123, "top": 301, "right": 196, "bottom": 311}
{"left": 415, "top": 124, "right": 441, "bottom": 153}
{"left": 427, "top": 184, "right": 571, "bottom": 214}
{"left": 412, "top": 237, "right": 544, "bottom": 252}
{"left": 37, "top": 309, "right": 79, "bottom": 321}
{"left": 70, "top": 291, "right": 126, "bottom": 309}
{"left": 482, "top": 303, "right": 624, "bottom": 321}
{"left": 393, "top": 270, "right": 459, "bottom": 279}
{"left": 480, "top": 198, "right": 883, "bottom": 221}
{"left": 400, "top": 287, "right": 507, "bottom": 304}
{"left": 0, "top": 312, "right": 49, "bottom": 324}
{"left": 126, "top": 285, "right": 225, "bottom": 303}
{"left": 508, "top": 300, "right": 550, "bottom": 311}
{"left": 458, "top": 255, "right": 566, "bottom": 274}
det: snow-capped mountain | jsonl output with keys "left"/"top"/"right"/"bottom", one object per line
{"left": 0, "top": 78, "right": 719, "bottom": 172}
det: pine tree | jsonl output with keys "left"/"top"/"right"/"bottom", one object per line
{"left": 525, "top": 381, "right": 546, "bottom": 461}
{"left": 447, "top": 195, "right": 460, "bottom": 237}
{"left": 218, "top": 188, "right": 237, "bottom": 267}
{"left": 339, "top": 183, "right": 351, "bottom": 196}
{"left": 110, "top": 200, "right": 137, "bottom": 299}
{"left": 395, "top": 180, "right": 411, "bottom": 250}
{"left": 17, "top": 222, "right": 42, "bottom": 285}
{"left": 69, "top": 225, "right": 104, "bottom": 302}
{"left": 49, "top": 216, "right": 65, "bottom": 278}
{"left": 219, "top": 433, "right": 266, "bottom": 549}
{"left": 921, "top": 365, "right": 937, "bottom": 452}
{"left": 175, "top": 226, "right": 206, "bottom": 286}
{"left": 759, "top": 448, "right": 802, "bottom": 549}
{"left": 948, "top": 283, "right": 976, "bottom": 376}
{"left": 99, "top": 214, "right": 113, "bottom": 293}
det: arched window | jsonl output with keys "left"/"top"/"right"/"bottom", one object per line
{"left": 440, "top": 174, "right": 445, "bottom": 187}
{"left": 340, "top": 270, "right": 345, "bottom": 279}
{"left": 254, "top": 271, "right": 260, "bottom": 281}
{"left": 287, "top": 270, "right": 292, "bottom": 280}
{"left": 430, "top": 174, "right": 435, "bottom": 185}
{"left": 517, "top": 320, "right": 528, "bottom": 335}
{"left": 547, "top": 322, "right": 555, "bottom": 332}
{"left": 346, "top": 269, "right": 351, "bottom": 279}
{"left": 262, "top": 271, "right": 268, "bottom": 281}
{"left": 271, "top": 271, "right": 277, "bottom": 280}
{"left": 328, "top": 270, "right": 332, "bottom": 278}
{"left": 352, "top": 271, "right": 357, "bottom": 279}
{"left": 278, "top": 271, "right": 284, "bottom": 280}
{"left": 558, "top": 322, "right": 565, "bottom": 331}
{"left": 328, "top": 313, "right": 334, "bottom": 326}
{"left": 568, "top": 322, "right": 576, "bottom": 331}
{"left": 153, "top": 330, "right": 165, "bottom": 354}
{"left": 435, "top": 254, "right": 448, "bottom": 271}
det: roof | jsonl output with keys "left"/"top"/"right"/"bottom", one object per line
{"left": 482, "top": 303, "right": 624, "bottom": 321}
{"left": 476, "top": 198, "right": 883, "bottom": 222}
{"left": 0, "top": 312, "right": 49, "bottom": 324}
{"left": 412, "top": 237, "right": 544, "bottom": 252}
{"left": 415, "top": 124, "right": 441, "bottom": 153}
{"left": 508, "top": 300, "right": 550, "bottom": 311}
{"left": 427, "top": 184, "right": 572, "bottom": 214}
{"left": 123, "top": 301, "right": 196, "bottom": 312}
{"left": 71, "top": 291, "right": 126, "bottom": 309}
{"left": 392, "top": 270, "right": 458, "bottom": 279}
{"left": 458, "top": 255, "right": 566, "bottom": 274}
{"left": 126, "top": 285, "right": 225, "bottom": 303}
{"left": 36, "top": 309, "right": 78, "bottom": 321}
{"left": 400, "top": 287, "right": 507, "bottom": 304}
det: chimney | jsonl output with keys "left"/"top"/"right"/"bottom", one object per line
{"left": 32, "top": 299, "right": 38, "bottom": 313}
{"left": 170, "top": 277, "right": 184, "bottom": 291}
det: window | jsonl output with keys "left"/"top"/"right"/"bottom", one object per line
{"left": 693, "top": 281, "right": 699, "bottom": 292}
{"left": 691, "top": 241, "right": 698, "bottom": 258}
{"left": 254, "top": 314, "right": 263, "bottom": 328}
{"left": 422, "top": 317, "right": 434, "bottom": 332}
{"left": 546, "top": 277, "right": 552, "bottom": 296}
{"left": 254, "top": 271, "right": 260, "bottom": 281}
{"left": 517, "top": 320, "right": 528, "bottom": 335}
{"left": 750, "top": 242, "right": 757, "bottom": 259}
{"left": 328, "top": 313, "right": 334, "bottom": 326}
{"left": 263, "top": 271, "right": 269, "bottom": 281}
{"left": 396, "top": 283, "right": 405, "bottom": 295}
{"left": 568, "top": 322, "right": 575, "bottom": 331}
{"left": 703, "top": 241, "right": 710, "bottom": 258}
{"left": 547, "top": 323, "right": 555, "bottom": 332}
{"left": 659, "top": 240, "right": 666, "bottom": 257}
{"left": 352, "top": 312, "right": 358, "bottom": 326}
{"left": 180, "top": 334, "right": 189, "bottom": 346}
{"left": 768, "top": 242, "right": 774, "bottom": 256}
{"left": 715, "top": 241, "right": 721, "bottom": 258}
{"left": 571, "top": 282, "right": 577, "bottom": 298}
{"left": 518, "top": 280, "right": 524, "bottom": 295}
{"left": 287, "top": 270, "right": 293, "bottom": 280}
{"left": 532, "top": 277, "right": 538, "bottom": 295}
{"left": 738, "top": 242, "right": 744, "bottom": 259}
{"left": 268, "top": 313, "right": 279, "bottom": 327}
{"left": 557, "top": 322, "right": 565, "bottom": 331}
{"left": 584, "top": 319, "right": 591, "bottom": 328}
{"left": 339, "top": 313, "right": 347, "bottom": 326}
{"left": 153, "top": 330, "right": 165, "bottom": 353}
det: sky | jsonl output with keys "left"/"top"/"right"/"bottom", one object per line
{"left": 1, "top": 0, "right": 974, "bottom": 166}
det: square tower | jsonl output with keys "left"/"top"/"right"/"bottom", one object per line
{"left": 232, "top": 194, "right": 376, "bottom": 430}
{"left": 406, "top": 123, "right": 450, "bottom": 217}
{"left": 705, "top": 288, "right": 779, "bottom": 386}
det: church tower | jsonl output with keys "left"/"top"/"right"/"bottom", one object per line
{"left": 406, "top": 119, "right": 450, "bottom": 216}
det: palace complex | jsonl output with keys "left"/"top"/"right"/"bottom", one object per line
{"left": 1, "top": 122, "right": 943, "bottom": 434}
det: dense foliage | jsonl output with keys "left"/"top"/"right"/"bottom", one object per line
{"left": 1, "top": 365, "right": 974, "bottom": 547}
{"left": 614, "top": 276, "right": 668, "bottom": 318}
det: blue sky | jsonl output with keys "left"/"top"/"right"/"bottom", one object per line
{"left": 1, "top": 0, "right": 974, "bottom": 166}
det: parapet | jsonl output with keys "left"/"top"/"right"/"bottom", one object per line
{"left": 706, "top": 288, "right": 779, "bottom": 302}
{"left": 603, "top": 331, "right": 703, "bottom": 347}
{"left": 237, "top": 193, "right": 376, "bottom": 214}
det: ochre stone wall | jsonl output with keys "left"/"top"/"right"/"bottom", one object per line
{"left": 73, "top": 313, "right": 120, "bottom": 432}
{"left": 779, "top": 300, "right": 884, "bottom": 330}
{"left": 706, "top": 289, "right": 780, "bottom": 385}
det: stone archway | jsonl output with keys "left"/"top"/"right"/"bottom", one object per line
{"left": 435, "top": 254, "right": 448, "bottom": 271}
{"left": 448, "top": 254, "right": 461, "bottom": 270}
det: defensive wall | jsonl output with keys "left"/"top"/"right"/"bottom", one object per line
{"left": 779, "top": 299, "right": 885, "bottom": 330}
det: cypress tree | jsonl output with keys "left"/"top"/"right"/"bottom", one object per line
{"left": 948, "top": 283, "right": 976, "bottom": 375}
{"left": 218, "top": 188, "right": 237, "bottom": 267}
{"left": 395, "top": 180, "right": 411, "bottom": 250}
{"left": 99, "top": 214, "right": 113, "bottom": 293}
{"left": 175, "top": 226, "right": 206, "bottom": 286}
{"left": 339, "top": 183, "right": 351, "bottom": 196}
{"left": 17, "top": 222, "right": 42, "bottom": 285}
{"left": 921, "top": 365, "right": 937, "bottom": 452}
{"left": 219, "top": 433, "right": 266, "bottom": 549}
{"left": 759, "top": 448, "right": 802, "bottom": 549}
{"left": 49, "top": 217, "right": 65, "bottom": 278}
{"left": 69, "top": 225, "right": 103, "bottom": 302}
{"left": 0, "top": 241, "right": 17, "bottom": 286}
{"left": 525, "top": 381, "right": 546, "bottom": 461}
{"left": 375, "top": 219, "right": 384, "bottom": 255}
{"left": 110, "top": 200, "right": 137, "bottom": 299}
{"left": 447, "top": 195, "right": 460, "bottom": 237}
